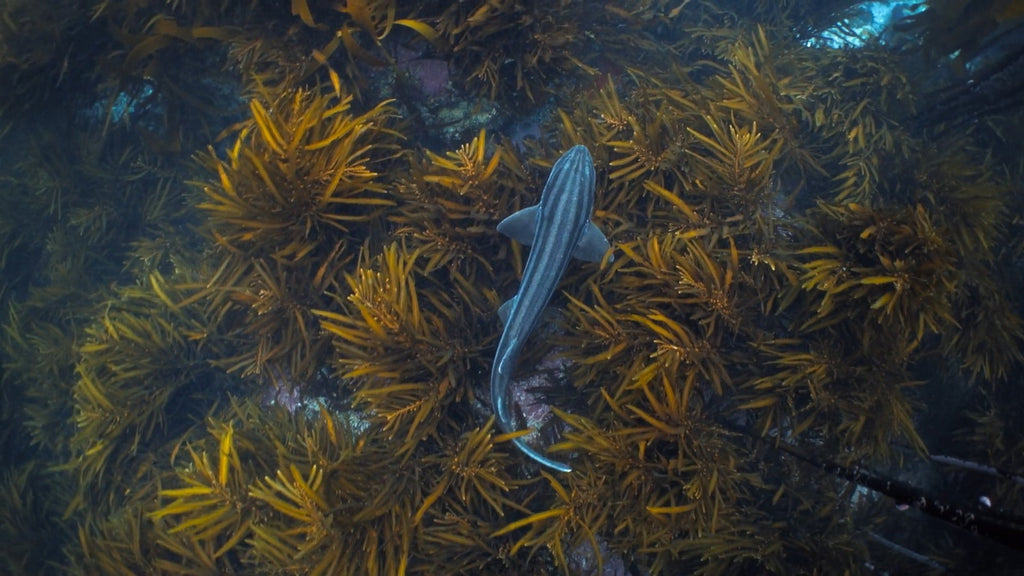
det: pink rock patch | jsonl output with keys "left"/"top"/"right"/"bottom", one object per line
{"left": 508, "top": 353, "right": 573, "bottom": 443}
{"left": 397, "top": 58, "right": 451, "bottom": 98}
{"left": 262, "top": 376, "right": 303, "bottom": 413}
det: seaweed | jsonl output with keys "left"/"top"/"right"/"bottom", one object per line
{"left": 2, "top": 1, "right": 1024, "bottom": 574}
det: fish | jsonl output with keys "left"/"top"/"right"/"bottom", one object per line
{"left": 491, "top": 144, "right": 612, "bottom": 472}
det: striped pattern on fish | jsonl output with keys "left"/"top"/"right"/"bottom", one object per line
{"left": 491, "top": 145, "right": 612, "bottom": 472}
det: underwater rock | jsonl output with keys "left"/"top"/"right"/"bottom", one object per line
{"left": 506, "top": 352, "right": 574, "bottom": 455}
{"left": 397, "top": 57, "right": 451, "bottom": 98}
{"left": 566, "top": 535, "right": 631, "bottom": 576}
{"left": 260, "top": 372, "right": 305, "bottom": 413}
{"left": 372, "top": 53, "right": 502, "bottom": 148}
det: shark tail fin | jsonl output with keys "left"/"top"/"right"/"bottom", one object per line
{"left": 513, "top": 436, "right": 572, "bottom": 473}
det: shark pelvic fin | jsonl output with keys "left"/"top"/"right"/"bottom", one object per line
{"left": 497, "top": 296, "right": 517, "bottom": 325}
{"left": 497, "top": 338, "right": 518, "bottom": 375}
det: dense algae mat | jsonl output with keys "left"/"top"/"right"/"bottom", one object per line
{"left": 2, "top": 0, "right": 1024, "bottom": 574}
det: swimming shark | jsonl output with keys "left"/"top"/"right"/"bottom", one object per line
{"left": 491, "top": 144, "right": 612, "bottom": 473}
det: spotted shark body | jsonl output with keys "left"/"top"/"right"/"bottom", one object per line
{"left": 491, "top": 145, "right": 611, "bottom": 472}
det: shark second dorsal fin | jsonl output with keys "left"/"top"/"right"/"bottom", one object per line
{"left": 496, "top": 205, "right": 539, "bottom": 246}
{"left": 573, "top": 221, "right": 613, "bottom": 262}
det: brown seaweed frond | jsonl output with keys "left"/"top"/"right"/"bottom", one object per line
{"left": 245, "top": 409, "right": 419, "bottom": 576}
{"left": 249, "top": 464, "right": 342, "bottom": 572}
{"left": 412, "top": 418, "right": 534, "bottom": 572}
{"left": 192, "top": 85, "right": 405, "bottom": 382}
{"left": 742, "top": 337, "right": 928, "bottom": 460}
{"left": 946, "top": 274, "right": 1024, "bottom": 383}
{"left": 797, "top": 202, "right": 958, "bottom": 349}
{"left": 68, "top": 272, "right": 232, "bottom": 513}
{"left": 195, "top": 86, "right": 400, "bottom": 262}
{"left": 610, "top": 232, "right": 741, "bottom": 396}
{"left": 315, "top": 242, "right": 491, "bottom": 456}
{"left": 422, "top": 128, "right": 503, "bottom": 196}
{"left": 1, "top": 300, "right": 78, "bottom": 454}
{"left": 149, "top": 421, "right": 252, "bottom": 572}
{"left": 71, "top": 503, "right": 168, "bottom": 576}
{"left": 706, "top": 26, "right": 826, "bottom": 180}
{"left": 605, "top": 100, "right": 690, "bottom": 190}
{"left": 146, "top": 398, "right": 412, "bottom": 575}
{"left": 390, "top": 129, "right": 528, "bottom": 280}
{"left": 0, "top": 463, "right": 70, "bottom": 572}
{"left": 576, "top": 76, "right": 698, "bottom": 221}
{"left": 436, "top": 0, "right": 597, "bottom": 104}
{"left": 211, "top": 252, "right": 346, "bottom": 381}
{"left": 493, "top": 471, "right": 610, "bottom": 573}
{"left": 683, "top": 115, "right": 782, "bottom": 239}
{"left": 414, "top": 417, "right": 522, "bottom": 525}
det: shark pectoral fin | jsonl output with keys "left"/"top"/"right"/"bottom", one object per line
{"left": 497, "top": 205, "right": 540, "bottom": 246}
{"left": 573, "top": 221, "right": 613, "bottom": 262}
{"left": 497, "top": 296, "right": 517, "bottom": 325}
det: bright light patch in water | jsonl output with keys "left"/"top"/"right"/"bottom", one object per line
{"left": 807, "top": 0, "right": 925, "bottom": 49}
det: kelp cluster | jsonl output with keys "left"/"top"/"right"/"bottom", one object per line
{"left": 2, "top": 0, "right": 1024, "bottom": 574}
